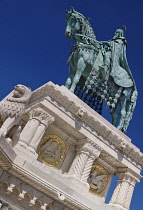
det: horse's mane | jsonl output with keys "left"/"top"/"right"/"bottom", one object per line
{"left": 67, "top": 9, "right": 96, "bottom": 41}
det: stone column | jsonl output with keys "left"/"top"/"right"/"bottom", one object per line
{"left": 81, "top": 155, "right": 96, "bottom": 183}
{"left": 81, "top": 140, "right": 101, "bottom": 183}
{"left": 124, "top": 177, "right": 139, "bottom": 209}
{"left": 19, "top": 108, "right": 54, "bottom": 152}
{"left": 28, "top": 112, "right": 54, "bottom": 153}
{"left": 68, "top": 144, "right": 89, "bottom": 179}
{"left": 109, "top": 171, "right": 139, "bottom": 210}
{"left": 19, "top": 108, "right": 42, "bottom": 147}
{"left": 109, "top": 173, "right": 124, "bottom": 206}
{"left": 68, "top": 139, "right": 101, "bottom": 182}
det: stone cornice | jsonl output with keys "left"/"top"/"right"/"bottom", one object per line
{"left": 28, "top": 82, "right": 143, "bottom": 169}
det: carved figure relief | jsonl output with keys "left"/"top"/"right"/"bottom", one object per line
{"left": 89, "top": 164, "right": 108, "bottom": 196}
{"left": 0, "top": 84, "right": 31, "bottom": 147}
{"left": 38, "top": 134, "right": 67, "bottom": 167}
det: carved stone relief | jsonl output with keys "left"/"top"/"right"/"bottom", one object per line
{"left": 88, "top": 164, "right": 108, "bottom": 196}
{"left": 38, "top": 134, "right": 67, "bottom": 168}
{"left": 0, "top": 84, "right": 31, "bottom": 147}
{"left": 0, "top": 170, "right": 71, "bottom": 210}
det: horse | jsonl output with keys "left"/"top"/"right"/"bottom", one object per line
{"left": 65, "top": 7, "right": 100, "bottom": 93}
{"left": 65, "top": 9, "right": 137, "bottom": 133}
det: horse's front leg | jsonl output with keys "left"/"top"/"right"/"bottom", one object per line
{"left": 65, "top": 69, "right": 74, "bottom": 89}
{"left": 65, "top": 77, "right": 72, "bottom": 89}
{"left": 70, "top": 57, "right": 86, "bottom": 93}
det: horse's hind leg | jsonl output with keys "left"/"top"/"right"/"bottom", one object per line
{"left": 117, "top": 96, "right": 127, "bottom": 132}
{"left": 121, "top": 100, "right": 131, "bottom": 132}
{"left": 70, "top": 57, "right": 86, "bottom": 93}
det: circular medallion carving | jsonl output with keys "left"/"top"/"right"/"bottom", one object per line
{"left": 38, "top": 134, "right": 67, "bottom": 167}
{"left": 89, "top": 164, "right": 108, "bottom": 196}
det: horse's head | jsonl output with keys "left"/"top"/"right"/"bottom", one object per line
{"left": 65, "top": 8, "right": 96, "bottom": 42}
{"left": 65, "top": 8, "right": 84, "bottom": 39}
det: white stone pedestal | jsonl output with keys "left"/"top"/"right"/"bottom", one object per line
{"left": 0, "top": 82, "right": 142, "bottom": 210}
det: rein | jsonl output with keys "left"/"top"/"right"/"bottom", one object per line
{"left": 66, "top": 12, "right": 98, "bottom": 64}
{"left": 75, "top": 34, "right": 97, "bottom": 46}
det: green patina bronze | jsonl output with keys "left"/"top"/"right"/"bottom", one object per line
{"left": 65, "top": 8, "right": 137, "bottom": 133}
{"left": 65, "top": 7, "right": 99, "bottom": 92}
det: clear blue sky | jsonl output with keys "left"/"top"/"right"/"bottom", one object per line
{"left": 0, "top": 0, "right": 143, "bottom": 209}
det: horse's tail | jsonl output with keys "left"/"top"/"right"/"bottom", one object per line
{"left": 123, "top": 90, "right": 138, "bottom": 133}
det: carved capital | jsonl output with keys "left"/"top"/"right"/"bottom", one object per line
{"left": 124, "top": 172, "right": 140, "bottom": 185}
{"left": 87, "top": 138, "right": 102, "bottom": 158}
{"left": 41, "top": 113, "right": 54, "bottom": 127}
{"left": 116, "top": 170, "right": 140, "bottom": 185}
{"left": 29, "top": 108, "right": 41, "bottom": 120}
{"left": 29, "top": 108, "right": 54, "bottom": 126}
{"left": 77, "top": 139, "right": 101, "bottom": 159}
